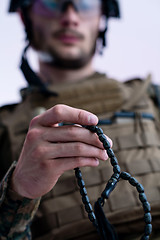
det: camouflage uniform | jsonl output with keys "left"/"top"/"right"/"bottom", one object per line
{"left": 0, "top": 73, "right": 160, "bottom": 239}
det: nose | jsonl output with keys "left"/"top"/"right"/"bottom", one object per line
{"left": 60, "top": 4, "right": 79, "bottom": 27}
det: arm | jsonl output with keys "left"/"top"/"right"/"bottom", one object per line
{"left": 0, "top": 162, "right": 40, "bottom": 240}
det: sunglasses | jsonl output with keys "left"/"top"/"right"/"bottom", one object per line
{"left": 32, "top": 0, "right": 101, "bottom": 18}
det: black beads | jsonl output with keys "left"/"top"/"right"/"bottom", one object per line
{"left": 144, "top": 224, "right": 152, "bottom": 235}
{"left": 88, "top": 212, "right": 96, "bottom": 223}
{"left": 129, "top": 177, "right": 139, "bottom": 187}
{"left": 107, "top": 148, "right": 114, "bottom": 158}
{"left": 86, "top": 125, "right": 97, "bottom": 132}
{"left": 82, "top": 195, "right": 90, "bottom": 204}
{"left": 99, "top": 134, "right": 107, "bottom": 143}
{"left": 113, "top": 165, "right": 121, "bottom": 174}
{"left": 110, "top": 156, "right": 118, "bottom": 166}
{"left": 120, "top": 172, "right": 131, "bottom": 180}
{"left": 141, "top": 236, "right": 149, "bottom": 240}
{"left": 74, "top": 167, "right": 96, "bottom": 225}
{"left": 143, "top": 202, "right": 151, "bottom": 213}
{"left": 136, "top": 183, "right": 145, "bottom": 193}
{"left": 95, "top": 127, "right": 103, "bottom": 135}
{"left": 74, "top": 126, "right": 152, "bottom": 240}
{"left": 112, "top": 173, "right": 120, "bottom": 180}
{"left": 75, "top": 169, "right": 82, "bottom": 178}
{"left": 144, "top": 213, "right": 152, "bottom": 224}
{"left": 139, "top": 193, "right": 147, "bottom": 203}
{"left": 85, "top": 203, "right": 93, "bottom": 213}
{"left": 77, "top": 178, "right": 85, "bottom": 188}
{"left": 103, "top": 139, "right": 111, "bottom": 149}
{"left": 80, "top": 187, "right": 87, "bottom": 196}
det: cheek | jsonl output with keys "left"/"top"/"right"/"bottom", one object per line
{"left": 32, "top": 19, "right": 52, "bottom": 44}
{"left": 90, "top": 19, "right": 100, "bottom": 37}
{"left": 37, "top": 26, "right": 53, "bottom": 50}
{"left": 37, "top": 24, "right": 49, "bottom": 39}
{"left": 84, "top": 22, "right": 99, "bottom": 47}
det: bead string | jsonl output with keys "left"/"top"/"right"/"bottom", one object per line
{"left": 74, "top": 125, "right": 152, "bottom": 240}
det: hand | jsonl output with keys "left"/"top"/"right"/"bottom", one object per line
{"left": 11, "top": 104, "right": 112, "bottom": 199}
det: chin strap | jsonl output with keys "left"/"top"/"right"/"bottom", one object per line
{"left": 20, "top": 43, "right": 58, "bottom": 97}
{"left": 99, "top": 27, "right": 108, "bottom": 48}
{"left": 98, "top": 23, "right": 108, "bottom": 55}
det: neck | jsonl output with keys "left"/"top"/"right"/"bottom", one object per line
{"left": 38, "top": 59, "right": 95, "bottom": 85}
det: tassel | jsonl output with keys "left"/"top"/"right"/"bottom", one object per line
{"left": 94, "top": 199, "right": 119, "bottom": 240}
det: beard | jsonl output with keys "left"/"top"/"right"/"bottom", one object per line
{"left": 31, "top": 27, "right": 98, "bottom": 70}
{"left": 46, "top": 41, "right": 97, "bottom": 70}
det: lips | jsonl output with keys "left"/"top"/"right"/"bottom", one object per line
{"left": 53, "top": 29, "right": 84, "bottom": 44}
{"left": 57, "top": 34, "right": 80, "bottom": 44}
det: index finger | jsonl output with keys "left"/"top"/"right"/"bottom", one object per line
{"left": 36, "top": 104, "right": 98, "bottom": 127}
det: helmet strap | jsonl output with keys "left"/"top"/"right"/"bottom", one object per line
{"left": 98, "top": 26, "right": 108, "bottom": 55}
{"left": 20, "top": 43, "right": 58, "bottom": 96}
{"left": 21, "top": 7, "right": 33, "bottom": 41}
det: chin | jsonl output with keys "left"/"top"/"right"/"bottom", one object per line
{"left": 52, "top": 47, "right": 83, "bottom": 60}
{"left": 47, "top": 42, "right": 96, "bottom": 69}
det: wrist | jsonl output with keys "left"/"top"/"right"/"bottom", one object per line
{"left": 11, "top": 170, "right": 34, "bottom": 199}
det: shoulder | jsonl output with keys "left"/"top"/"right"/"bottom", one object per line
{"left": 0, "top": 103, "right": 18, "bottom": 121}
{"left": 123, "top": 74, "right": 154, "bottom": 98}
{"left": 0, "top": 103, "right": 18, "bottom": 112}
{"left": 124, "top": 75, "right": 160, "bottom": 102}
{"left": 124, "top": 77, "right": 144, "bottom": 85}
{"left": 123, "top": 74, "right": 152, "bottom": 87}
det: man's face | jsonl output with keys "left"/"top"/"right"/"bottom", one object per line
{"left": 29, "top": 0, "right": 102, "bottom": 68}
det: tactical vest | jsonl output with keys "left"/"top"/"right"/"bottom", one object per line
{"left": 0, "top": 73, "right": 160, "bottom": 240}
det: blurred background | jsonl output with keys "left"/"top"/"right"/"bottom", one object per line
{"left": 0, "top": 0, "right": 160, "bottom": 106}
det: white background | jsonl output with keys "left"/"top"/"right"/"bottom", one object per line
{"left": 0, "top": 0, "right": 160, "bottom": 107}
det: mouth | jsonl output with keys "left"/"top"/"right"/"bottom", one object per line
{"left": 53, "top": 29, "right": 84, "bottom": 45}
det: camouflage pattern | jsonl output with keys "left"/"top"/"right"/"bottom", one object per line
{"left": 0, "top": 73, "right": 160, "bottom": 239}
{"left": 0, "top": 162, "right": 40, "bottom": 239}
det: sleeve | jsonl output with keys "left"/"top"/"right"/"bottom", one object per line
{"left": 0, "top": 162, "right": 41, "bottom": 240}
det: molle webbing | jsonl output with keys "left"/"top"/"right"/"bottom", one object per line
{"left": 122, "top": 74, "right": 151, "bottom": 111}
{"left": 28, "top": 73, "right": 128, "bottom": 115}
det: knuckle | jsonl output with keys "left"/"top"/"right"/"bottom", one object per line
{"left": 77, "top": 110, "right": 86, "bottom": 122}
{"left": 68, "top": 126, "right": 77, "bottom": 138}
{"left": 75, "top": 143, "right": 84, "bottom": 153}
{"left": 29, "top": 116, "right": 39, "bottom": 128}
{"left": 100, "top": 149, "right": 105, "bottom": 158}
{"left": 26, "top": 128, "right": 41, "bottom": 142}
{"left": 52, "top": 104, "right": 64, "bottom": 119}
{"left": 76, "top": 157, "right": 84, "bottom": 166}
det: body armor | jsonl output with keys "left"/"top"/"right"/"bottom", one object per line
{"left": 0, "top": 73, "right": 160, "bottom": 239}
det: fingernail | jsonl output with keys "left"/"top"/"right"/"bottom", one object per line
{"left": 104, "top": 151, "right": 108, "bottom": 160}
{"left": 95, "top": 158, "right": 100, "bottom": 164}
{"left": 88, "top": 114, "right": 98, "bottom": 125}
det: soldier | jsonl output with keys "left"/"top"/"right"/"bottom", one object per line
{"left": 0, "top": 0, "right": 160, "bottom": 240}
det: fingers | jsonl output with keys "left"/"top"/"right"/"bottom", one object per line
{"left": 32, "top": 104, "right": 98, "bottom": 128}
{"left": 40, "top": 142, "right": 108, "bottom": 160}
{"left": 43, "top": 125, "right": 104, "bottom": 149}
{"left": 52, "top": 157, "right": 100, "bottom": 174}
